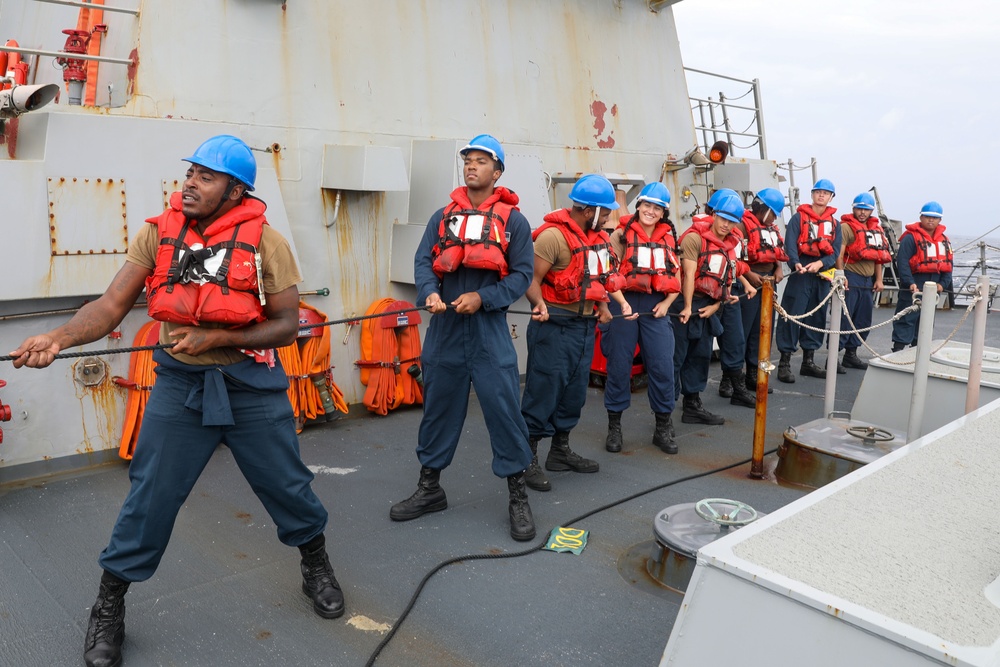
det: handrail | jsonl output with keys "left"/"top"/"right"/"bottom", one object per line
{"left": 31, "top": 0, "right": 139, "bottom": 16}
{"left": 0, "top": 45, "right": 132, "bottom": 66}
{"left": 684, "top": 67, "right": 767, "bottom": 160}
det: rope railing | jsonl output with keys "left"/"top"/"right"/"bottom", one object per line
{"left": 773, "top": 275, "right": 983, "bottom": 367}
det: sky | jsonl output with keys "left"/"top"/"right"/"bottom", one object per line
{"left": 672, "top": 0, "right": 1000, "bottom": 241}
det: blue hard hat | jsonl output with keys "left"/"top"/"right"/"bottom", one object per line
{"left": 812, "top": 178, "right": 836, "bottom": 195}
{"left": 183, "top": 135, "right": 256, "bottom": 191}
{"left": 569, "top": 174, "right": 620, "bottom": 209}
{"left": 851, "top": 193, "right": 876, "bottom": 210}
{"left": 920, "top": 201, "right": 943, "bottom": 218}
{"left": 755, "top": 188, "right": 785, "bottom": 216}
{"left": 460, "top": 134, "right": 505, "bottom": 172}
{"left": 635, "top": 182, "right": 671, "bottom": 209}
{"left": 713, "top": 192, "right": 745, "bottom": 223}
{"left": 706, "top": 188, "right": 738, "bottom": 211}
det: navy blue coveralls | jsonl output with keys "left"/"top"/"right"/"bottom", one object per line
{"left": 891, "top": 234, "right": 951, "bottom": 346}
{"left": 776, "top": 213, "right": 842, "bottom": 353}
{"left": 601, "top": 291, "right": 675, "bottom": 415}
{"left": 100, "top": 351, "right": 328, "bottom": 582}
{"left": 413, "top": 205, "right": 534, "bottom": 478}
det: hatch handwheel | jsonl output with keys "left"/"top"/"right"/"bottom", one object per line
{"left": 694, "top": 498, "right": 758, "bottom": 528}
{"left": 846, "top": 426, "right": 895, "bottom": 446}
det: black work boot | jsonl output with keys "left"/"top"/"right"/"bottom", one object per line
{"left": 745, "top": 367, "right": 773, "bottom": 394}
{"left": 507, "top": 473, "right": 536, "bottom": 541}
{"left": 799, "top": 350, "right": 827, "bottom": 378}
{"left": 545, "top": 432, "right": 599, "bottom": 473}
{"left": 681, "top": 394, "right": 725, "bottom": 425}
{"left": 605, "top": 411, "right": 623, "bottom": 453}
{"left": 843, "top": 348, "right": 869, "bottom": 370}
{"left": 652, "top": 412, "right": 677, "bottom": 454}
{"left": 84, "top": 571, "right": 129, "bottom": 667}
{"left": 389, "top": 466, "right": 447, "bottom": 521}
{"left": 727, "top": 371, "right": 756, "bottom": 408}
{"left": 891, "top": 341, "right": 906, "bottom": 352}
{"left": 718, "top": 373, "right": 734, "bottom": 398}
{"left": 298, "top": 534, "right": 345, "bottom": 619}
{"left": 777, "top": 352, "right": 795, "bottom": 383}
{"left": 524, "top": 437, "right": 551, "bottom": 492}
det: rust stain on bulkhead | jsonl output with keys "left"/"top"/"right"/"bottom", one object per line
{"left": 73, "top": 362, "right": 125, "bottom": 454}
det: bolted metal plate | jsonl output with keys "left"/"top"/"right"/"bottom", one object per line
{"left": 47, "top": 177, "right": 128, "bottom": 256}
{"left": 73, "top": 357, "right": 108, "bottom": 387}
{"left": 162, "top": 179, "right": 182, "bottom": 210}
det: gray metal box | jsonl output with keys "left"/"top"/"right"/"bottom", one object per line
{"left": 712, "top": 159, "right": 779, "bottom": 193}
{"left": 321, "top": 144, "right": 409, "bottom": 191}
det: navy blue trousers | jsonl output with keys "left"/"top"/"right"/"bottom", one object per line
{"left": 99, "top": 362, "right": 328, "bottom": 582}
{"left": 521, "top": 315, "right": 594, "bottom": 438}
{"left": 601, "top": 291, "right": 675, "bottom": 414}
{"left": 717, "top": 282, "right": 746, "bottom": 372}
{"left": 417, "top": 310, "right": 532, "bottom": 478}
{"left": 672, "top": 297, "right": 722, "bottom": 396}
{"left": 776, "top": 272, "right": 830, "bottom": 353}
{"left": 839, "top": 271, "right": 875, "bottom": 349}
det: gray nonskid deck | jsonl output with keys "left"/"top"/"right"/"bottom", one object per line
{"left": 1, "top": 306, "right": 994, "bottom": 666}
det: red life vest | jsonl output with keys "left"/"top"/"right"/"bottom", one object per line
{"left": 842, "top": 214, "right": 892, "bottom": 264}
{"left": 795, "top": 204, "right": 838, "bottom": 258}
{"left": 616, "top": 214, "right": 680, "bottom": 295}
{"left": 901, "top": 222, "right": 953, "bottom": 274}
{"left": 145, "top": 192, "right": 267, "bottom": 327}
{"left": 431, "top": 186, "right": 517, "bottom": 278}
{"left": 693, "top": 213, "right": 749, "bottom": 273}
{"left": 742, "top": 210, "right": 788, "bottom": 264}
{"left": 679, "top": 221, "right": 738, "bottom": 301}
{"left": 533, "top": 209, "right": 625, "bottom": 305}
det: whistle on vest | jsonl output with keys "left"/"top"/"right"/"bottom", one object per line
{"left": 254, "top": 252, "right": 266, "bottom": 306}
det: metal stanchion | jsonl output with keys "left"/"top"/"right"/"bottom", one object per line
{"left": 750, "top": 279, "right": 774, "bottom": 479}
{"left": 907, "top": 282, "right": 938, "bottom": 442}
{"left": 823, "top": 271, "right": 844, "bottom": 418}
{"left": 965, "top": 275, "right": 990, "bottom": 414}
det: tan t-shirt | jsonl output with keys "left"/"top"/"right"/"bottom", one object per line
{"left": 127, "top": 220, "right": 302, "bottom": 365}
{"left": 840, "top": 224, "right": 877, "bottom": 278}
{"left": 534, "top": 227, "right": 593, "bottom": 314}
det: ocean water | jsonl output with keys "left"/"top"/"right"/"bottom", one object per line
{"left": 948, "top": 234, "right": 1000, "bottom": 299}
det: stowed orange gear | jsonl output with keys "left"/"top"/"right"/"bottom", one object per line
{"left": 278, "top": 301, "right": 349, "bottom": 432}
{"left": 116, "top": 320, "right": 161, "bottom": 460}
{"left": 356, "top": 298, "right": 423, "bottom": 416}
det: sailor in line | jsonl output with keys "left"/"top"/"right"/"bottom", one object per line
{"left": 776, "top": 179, "right": 842, "bottom": 383}
{"left": 390, "top": 133, "right": 539, "bottom": 542}
{"left": 521, "top": 174, "right": 633, "bottom": 490}
{"left": 891, "top": 201, "right": 953, "bottom": 350}
{"left": 601, "top": 182, "right": 681, "bottom": 455}
{"left": 836, "top": 192, "right": 891, "bottom": 369}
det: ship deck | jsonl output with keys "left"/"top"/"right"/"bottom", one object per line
{"left": 1, "top": 304, "right": 995, "bottom": 667}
